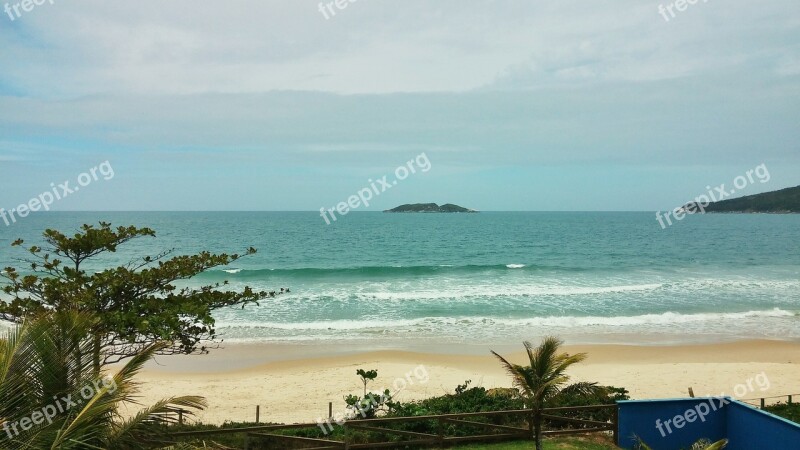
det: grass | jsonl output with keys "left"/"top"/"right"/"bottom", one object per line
{"left": 441, "top": 435, "right": 619, "bottom": 449}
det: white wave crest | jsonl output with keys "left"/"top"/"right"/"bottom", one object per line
{"left": 216, "top": 308, "right": 796, "bottom": 331}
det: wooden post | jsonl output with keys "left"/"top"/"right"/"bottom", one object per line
{"left": 789, "top": 395, "right": 793, "bottom": 405}
{"left": 437, "top": 416, "right": 445, "bottom": 445}
{"left": 612, "top": 405, "right": 619, "bottom": 446}
{"left": 760, "top": 398, "right": 765, "bottom": 409}
{"left": 343, "top": 422, "right": 349, "bottom": 450}
{"left": 177, "top": 409, "right": 183, "bottom": 426}
{"left": 255, "top": 405, "right": 260, "bottom": 423}
{"left": 688, "top": 387, "right": 695, "bottom": 398}
{"left": 329, "top": 401, "right": 333, "bottom": 419}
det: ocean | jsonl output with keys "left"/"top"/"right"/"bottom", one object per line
{"left": 1, "top": 212, "right": 798, "bottom": 348}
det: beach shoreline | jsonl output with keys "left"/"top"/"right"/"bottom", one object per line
{"left": 135, "top": 339, "right": 800, "bottom": 425}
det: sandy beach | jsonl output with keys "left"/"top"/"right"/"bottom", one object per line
{"left": 133, "top": 339, "right": 800, "bottom": 425}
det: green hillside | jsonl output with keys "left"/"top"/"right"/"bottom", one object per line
{"left": 700, "top": 185, "right": 800, "bottom": 213}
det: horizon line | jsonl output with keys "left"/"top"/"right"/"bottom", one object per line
{"left": 5, "top": 210, "right": 665, "bottom": 213}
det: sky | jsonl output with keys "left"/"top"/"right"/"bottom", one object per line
{"left": 0, "top": 0, "right": 798, "bottom": 212}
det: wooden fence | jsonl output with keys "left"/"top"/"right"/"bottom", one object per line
{"left": 740, "top": 393, "right": 799, "bottom": 409}
{"left": 163, "top": 403, "right": 618, "bottom": 449}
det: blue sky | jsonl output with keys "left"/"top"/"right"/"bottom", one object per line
{"left": 0, "top": 0, "right": 798, "bottom": 211}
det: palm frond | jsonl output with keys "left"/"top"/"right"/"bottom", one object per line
{"left": 530, "top": 337, "right": 562, "bottom": 378}
{"left": 705, "top": 439, "right": 728, "bottom": 450}
{"left": 633, "top": 435, "right": 653, "bottom": 450}
{"left": 51, "top": 341, "right": 169, "bottom": 447}
{"left": 0, "top": 312, "right": 206, "bottom": 450}
{"left": 105, "top": 396, "right": 207, "bottom": 448}
{"left": 557, "top": 381, "right": 604, "bottom": 397}
{"left": 0, "top": 321, "right": 25, "bottom": 383}
{"left": 491, "top": 350, "right": 535, "bottom": 398}
{"left": 493, "top": 337, "right": 596, "bottom": 407}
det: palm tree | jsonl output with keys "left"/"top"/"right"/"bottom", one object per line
{"left": 0, "top": 311, "right": 206, "bottom": 449}
{"left": 491, "top": 336, "right": 604, "bottom": 450}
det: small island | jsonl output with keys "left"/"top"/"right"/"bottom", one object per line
{"left": 688, "top": 185, "right": 800, "bottom": 213}
{"left": 384, "top": 203, "right": 478, "bottom": 213}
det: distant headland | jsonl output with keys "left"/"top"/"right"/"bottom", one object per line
{"left": 689, "top": 185, "right": 800, "bottom": 213}
{"left": 383, "top": 203, "right": 478, "bottom": 213}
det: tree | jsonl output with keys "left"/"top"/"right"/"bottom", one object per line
{"left": 356, "top": 369, "right": 378, "bottom": 397}
{"left": 491, "top": 337, "right": 605, "bottom": 450}
{"left": 0, "top": 222, "right": 278, "bottom": 373}
{"left": 0, "top": 310, "right": 206, "bottom": 449}
{"left": 344, "top": 369, "right": 391, "bottom": 420}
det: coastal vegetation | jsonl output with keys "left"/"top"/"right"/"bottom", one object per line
{"left": 491, "top": 337, "right": 606, "bottom": 450}
{"left": 0, "top": 311, "right": 206, "bottom": 449}
{"left": 344, "top": 368, "right": 392, "bottom": 419}
{"left": 693, "top": 184, "right": 800, "bottom": 213}
{"left": 764, "top": 402, "right": 800, "bottom": 424}
{"left": 0, "top": 223, "right": 277, "bottom": 449}
{"left": 0, "top": 222, "right": 277, "bottom": 372}
{"left": 165, "top": 340, "right": 627, "bottom": 449}
{"left": 165, "top": 376, "right": 627, "bottom": 448}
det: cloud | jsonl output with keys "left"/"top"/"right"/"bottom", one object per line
{"left": 0, "top": 0, "right": 796, "bottom": 97}
{"left": 0, "top": 0, "right": 798, "bottom": 210}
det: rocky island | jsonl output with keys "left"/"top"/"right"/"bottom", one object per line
{"left": 384, "top": 203, "right": 478, "bottom": 213}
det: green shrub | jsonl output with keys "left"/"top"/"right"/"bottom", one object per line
{"left": 167, "top": 382, "right": 629, "bottom": 448}
{"left": 543, "top": 386, "right": 629, "bottom": 429}
{"left": 764, "top": 402, "right": 800, "bottom": 424}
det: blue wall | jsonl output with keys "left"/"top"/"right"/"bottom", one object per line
{"left": 617, "top": 398, "right": 728, "bottom": 450}
{"left": 618, "top": 398, "right": 800, "bottom": 450}
{"left": 726, "top": 401, "right": 800, "bottom": 450}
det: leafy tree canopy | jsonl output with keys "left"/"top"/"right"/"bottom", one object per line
{"left": 0, "top": 222, "right": 275, "bottom": 370}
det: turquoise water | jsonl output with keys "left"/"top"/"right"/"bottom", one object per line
{"left": 1, "top": 212, "right": 799, "bottom": 346}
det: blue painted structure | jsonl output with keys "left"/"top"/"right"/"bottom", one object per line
{"left": 617, "top": 398, "right": 800, "bottom": 450}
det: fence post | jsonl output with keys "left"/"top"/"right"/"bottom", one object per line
{"left": 612, "top": 405, "right": 619, "bottom": 446}
{"left": 256, "top": 405, "right": 260, "bottom": 423}
{"left": 177, "top": 409, "right": 183, "bottom": 426}
{"left": 343, "top": 422, "right": 349, "bottom": 450}
{"left": 437, "top": 416, "right": 445, "bottom": 445}
{"left": 789, "top": 395, "right": 793, "bottom": 405}
{"left": 329, "top": 401, "right": 333, "bottom": 419}
{"left": 760, "top": 398, "right": 765, "bottom": 409}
